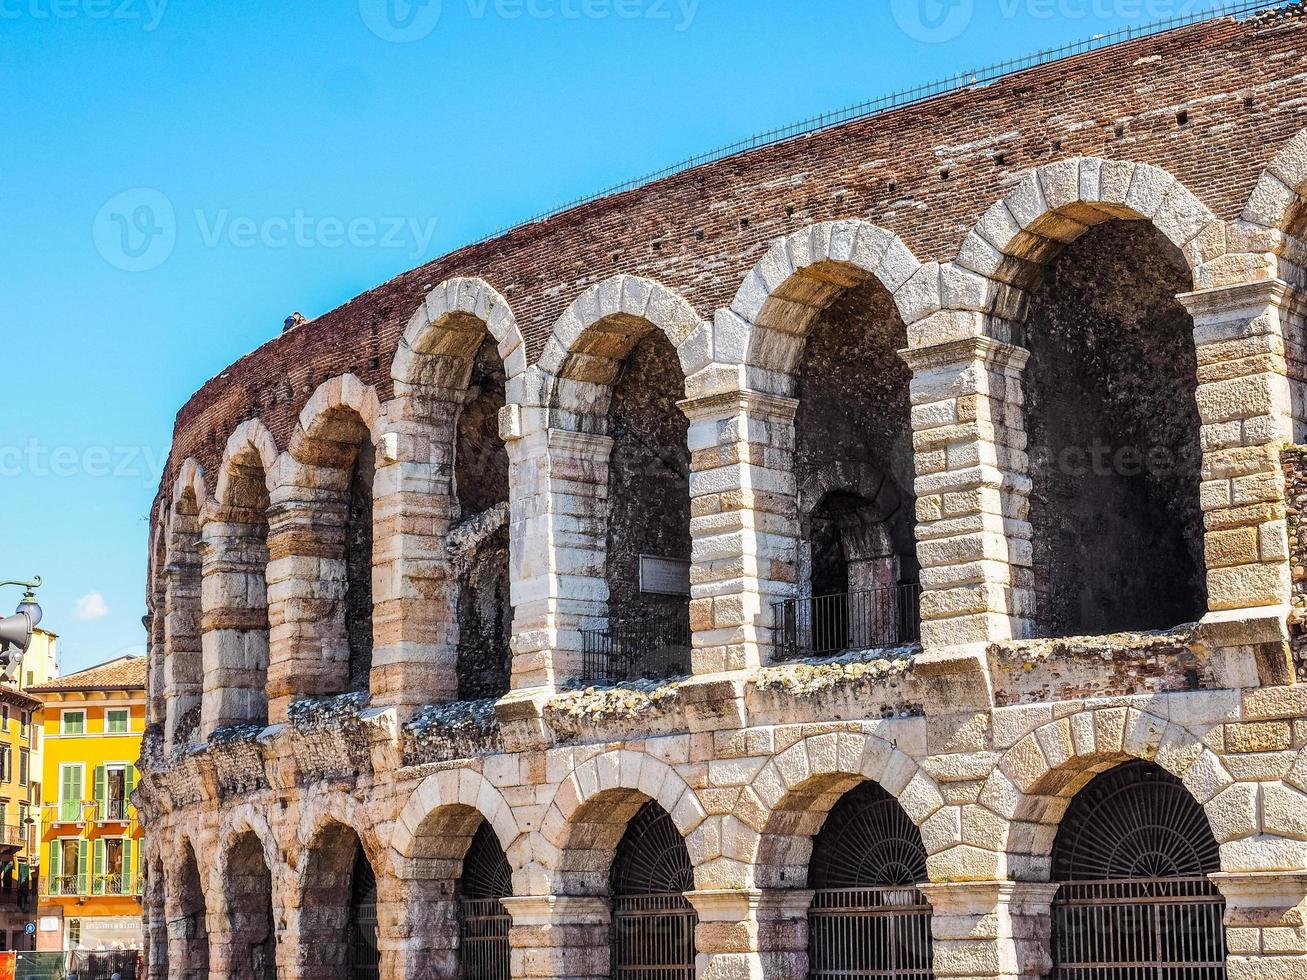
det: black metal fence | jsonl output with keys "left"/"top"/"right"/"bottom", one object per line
{"left": 773, "top": 584, "right": 921, "bottom": 660}
{"left": 1053, "top": 878, "right": 1227, "bottom": 980}
{"left": 808, "top": 886, "right": 933, "bottom": 980}
{"left": 581, "top": 604, "right": 691, "bottom": 685}
{"left": 459, "top": 897, "right": 511, "bottom": 980}
{"left": 612, "top": 893, "right": 698, "bottom": 980}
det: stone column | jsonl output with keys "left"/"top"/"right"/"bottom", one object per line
{"left": 900, "top": 337, "right": 1033, "bottom": 705}
{"left": 198, "top": 520, "right": 270, "bottom": 737}
{"left": 502, "top": 895, "right": 610, "bottom": 980}
{"left": 371, "top": 391, "right": 462, "bottom": 714}
{"left": 265, "top": 486, "right": 350, "bottom": 724}
{"left": 163, "top": 552, "right": 203, "bottom": 754}
{"left": 1213, "top": 871, "right": 1307, "bottom": 980}
{"left": 505, "top": 427, "right": 613, "bottom": 691}
{"left": 1179, "top": 280, "right": 1304, "bottom": 681}
{"left": 680, "top": 390, "right": 799, "bottom": 674}
{"left": 164, "top": 885, "right": 211, "bottom": 980}
{"left": 919, "top": 881, "right": 1058, "bottom": 980}
{"left": 687, "top": 888, "right": 813, "bottom": 980}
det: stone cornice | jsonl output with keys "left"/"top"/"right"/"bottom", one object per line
{"left": 898, "top": 335, "right": 1031, "bottom": 373}
{"left": 677, "top": 388, "right": 800, "bottom": 421}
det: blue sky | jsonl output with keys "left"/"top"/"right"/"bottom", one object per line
{"left": 0, "top": 0, "right": 1240, "bottom": 672}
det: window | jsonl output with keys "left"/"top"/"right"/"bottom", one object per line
{"left": 50, "top": 839, "right": 85, "bottom": 897}
{"left": 95, "top": 764, "right": 134, "bottom": 822}
{"left": 58, "top": 765, "right": 83, "bottom": 822}
{"left": 18, "top": 750, "right": 28, "bottom": 787}
{"left": 2, "top": 706, "right": 9, "bottom": 727}
{"left": 19, "top": 711, "right": 28, "bottom": 739}
{"left": 105, "top": 709, "right": 129, "bottom": 734}
{"left": 61, "top": 711, "right": 84, "bottom": 736}
{"left": 0, "top": 747, "right": 10, "bottom": 783}
{"left": 93, "top": 838, "right": 133, "bottom": 895}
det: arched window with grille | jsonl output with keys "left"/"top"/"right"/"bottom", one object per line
{"left": 1051, "top": 760, "right": 1226, "bottom": 980}
{"left": 347, "top": 847, "right": 379, "bottom": 980}
{"left": 458, "top": 822, "right": 512, "bottom": 980}
{"left": 610, "top": 801, "right": 697, "bottom": 980}
{"left": 807, "top": 780, "right": 933, "bottom": 980}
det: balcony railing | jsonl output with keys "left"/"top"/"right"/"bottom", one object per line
{"left": 0, "top": 824, "right": 26, "bottom": 848}
{"left": 772, "top": 584, "right": 922, "bottom": 660}
{"left": 581, "top": 604, "right": 692, "bottom": 685}
{"left": 103, "top": 799, "right": 129, "bottom": 821}
{"left": 58, "top": 800, "right": 84, "bottom": 823}
{"left": 48, "top": 875, "right": 81, "bottom": 897}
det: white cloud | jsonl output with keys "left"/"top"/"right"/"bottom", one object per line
{"left": 74, "top": 592, "right": 109, "bottom": 621}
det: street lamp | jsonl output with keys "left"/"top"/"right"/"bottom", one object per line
{"left": 0, "top": 577, "right": 42, "bottom": 682}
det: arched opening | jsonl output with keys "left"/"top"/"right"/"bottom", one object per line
{"left": 344, "top": 437, "right": 375, "bottom": 690}
{"left": 453, "top": 336, "right": 512, "bottom": 701}
{"left": 783, "top": 279, "right": 918, "bottom": 660}
{"left": 223, "top": 833, "right": 275, "bottom": 980}
{"left": 299, "top": 826, "right": 378, "bottom": 980}
{"left": 456, "top": 822, "right": 512, "bottom": 980}
{"left": 164, "top": 487, "right": 203, "bottom": 747}
{"left": 176, "top": 843, "right": 209, "bottom": 980}
{"left": 807, "top": 781, "right": 932, "bottom": 980}
{"left": 1050, "top": 760, "right": 1224, "bottom": 980}
{"left": 1023, "top": 221, "right": 1206, "bottom": 636}
{"left": 144, "top": 857, "right": 168, "bottom": 980}
{"left": 609, "top": 801, "right": 697, "bottom": 980}
{"left": 205, "top": 442, "right": 272, "bottom": 731}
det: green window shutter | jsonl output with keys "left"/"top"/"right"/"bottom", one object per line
{"left": 93, "top": 765, "right": 106, "bottom": 821}
{"left": 92, "top": 840, "right": 105, "bottom": 895}
{"left": 48, "top": 841, "right": 60, "bottom": 889}
{"left": 124, "top": 767, "right": 136, "bottom": 813}
{"left": 122, "top": 839, "right": 133, "bottom": 893}
{"left": 76, "top": 840, "right": 89, "bottom": 896}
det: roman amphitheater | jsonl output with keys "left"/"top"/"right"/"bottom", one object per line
{"left": 137, "top": 6, "right": 1307, "bottom": 980}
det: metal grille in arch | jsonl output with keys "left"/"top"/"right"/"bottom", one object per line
{"left": 347, "top": 849, "right": 380, "bottom": 980}
{"left": 1051, "top": 760, "right": 1226, "bottom": 980}
{"left": 459, "top": 822, "right": 513, "bottom": 980}
{"left": 807, "top": 780, "right": 933, "bottom": 980}
{"left": 611, "top": 801, "right": 697, "bottom": 980}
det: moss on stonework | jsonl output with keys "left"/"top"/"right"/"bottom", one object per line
{"left": 402, "top": 698, "right": 502, "bottom": 765}
{"left": 754, "top": 646, "right": 920, "bottom": 697}
{"left": 545, "top": 678, "right": 685, "bottom": 728}
{"left": 287, "top": 690, "right": 370, "bottom": 730}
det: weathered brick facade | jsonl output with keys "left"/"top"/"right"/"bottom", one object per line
{"left": 139, "top": 7, "right": 1307, "bottom": 980}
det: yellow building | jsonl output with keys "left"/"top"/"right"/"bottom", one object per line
{"left": 17, "top": 629, "right": 60, "bottom": 695}
{"left": 31, "top": 657, "right": 145, "bottom": 953}
{"left": 0, "top": 684, "right": 43, "bottom": 951}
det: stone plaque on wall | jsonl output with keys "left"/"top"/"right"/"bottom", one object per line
{"left": 639, "top": 555, "right": 691, "bottom": 596}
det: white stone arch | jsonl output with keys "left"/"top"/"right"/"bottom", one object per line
{"left": 952, "top": 157, "right": 1222, "bottom": 326}
{"left": 288, "top": 373, "right": 383, "bottom": 468}
{"left": 536, "top": 274, "right": 711, "bottom": 428}
{"left": 171, "top": 456, "right": 211, "bottom": 527}
{"left": 215, "top": 802, "right": 282, "bottom": 885}
{"left": 295, "top": 791, "right": 391, "bottom": 879}
{"left": 722, "top": 219, "right": 933, "bottom": 392}
{"left": 977, "top": 706, "right": 1248, "bottom": 882}
{"left": 391, "top": 766, "right": 523, "bottom": 867}
{"left": 1242, "top": 129, "right": 1307, "bottom": 237}
{"left": 537, "top": 748, "right": 709, "bottom": 894}
{"left": 739, "top": 730, "right": 946, "bottom": 889}
{"left": 391, "top": 276, "right": 527, "bottom": 393}
{"left": 214, "top": 418, "right": 279, "bottom": 513}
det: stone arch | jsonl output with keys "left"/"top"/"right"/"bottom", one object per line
{"left": 216, "top": 804, "right": 281, "bottom": 879}
{"left": 977, "top": 707, "right": 1245, "bottom": 882}
{"left": 147, "top": 514, "right": 168, "bottom": 728}
{"left": 214, "top": 808, "right": 281, "bottom": 980}
{"left": 1242, "top": 129, "right": 1307, "bottom": 238}
{"left": 953, "top": 158, "right": 1220, "bottom": 327}
{"left": 740, "top": 730, "right": 945, "bottom": 889}
{"left": 296, "top": 792, "right": 390, "bottom": 879}
{"left": 537, "top": 748, "right": 708, "bottom": 894}
{"left": 391, "top": 276, "right": 526, "bottom": 390}
{"left": 203, "top": 420, "right": 279, "bottom": 735}
{"left": 166, "top": 833, "right": 212, "bottom": 980}
{"left": 384, "top": 279, "right": 525, "bottom": 707}
{"left": 269, "top": 375, "right": 382, "bottom": 714}
{"left": 389, "top": 769, "right": 525, "bottom": 980}
{"left": 164, "top": 458, "right": 208, "bottom": 750}
{"left": 537, "top": 274, "right": 710, "bottom": 427}
{"left": 725, "top": 219, "right": 933, "bottom": 390}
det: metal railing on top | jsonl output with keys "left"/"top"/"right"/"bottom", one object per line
{"left": 773, "top": 584, "right": 922, "bottom": 660}
{"left": 581, "top": 604, "right": 692, "bottom": 685}
{"left": 0, "top": 824, "right": 25, "bottom": 848}
{"left": 465, "top": 1, "right": 1280, "bottom": 250}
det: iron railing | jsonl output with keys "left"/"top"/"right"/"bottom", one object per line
{"left": 103, "top": 798, "right": 129, "bottom": 821}
{"left": 0, "top": 823, "right": 25, "bottom": 848}
{"left": 1053, "top": 878, "right": 1227, "bottom": 980}
{"left": 612, "top": 893, "right": 697, "bottom": 980}
{"left": 48, "top": 875, "right": 82, "bottom": 897}
{"left": 581, "top": 604, "right": 691, "bottom": 685}
{"left": 96, "top": 873, "right": 134, "bottom": 896}
{"left": 773, "top": 584, "right": 921, "bottom": 660}
{"left": 348, "top": 900, "right": 379, "bottom": 980}
{"left": 459, "top": 898, "right": 511, "bottom": 980}
{"left": 809, "top": 886, "right": 934, "bottom": 980}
